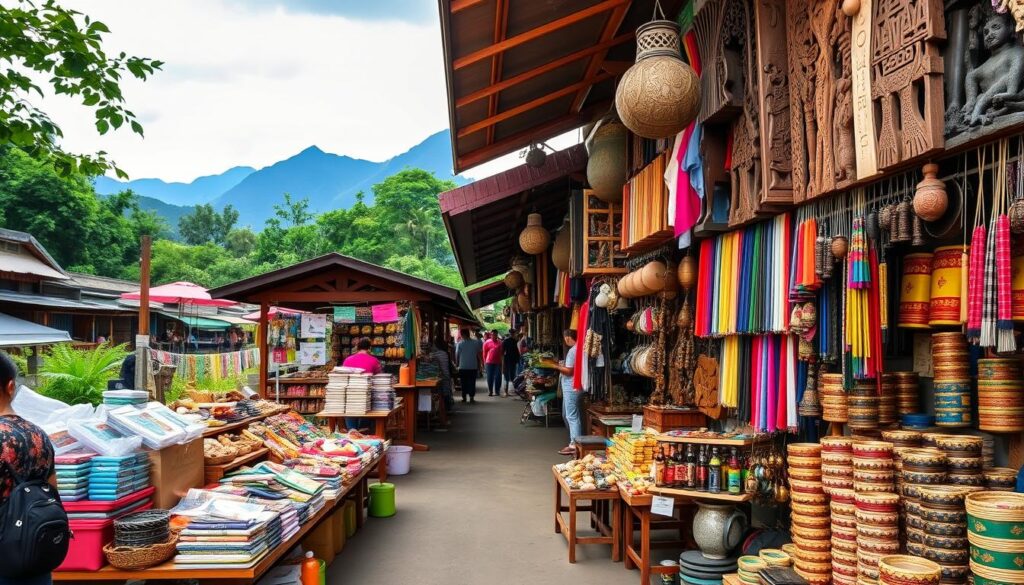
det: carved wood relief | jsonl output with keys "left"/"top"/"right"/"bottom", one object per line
{"left": 695, "top": 0, "right": 745, "bottom": 124}
{"left": 727, "top": 0, "right": 763, "bottom": 226}
{"left": 756, "top": 0, "right": 794, "bottom": 207}
{"left": 871, "top": 0, "right": 946, "bottom": 170}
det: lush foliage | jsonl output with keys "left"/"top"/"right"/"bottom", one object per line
{"left": 0, "top": 1, "right": 161, "bottom": 178}
{"left": 0, "top": 144, "right": 465, "bottom": 288}
{"left": 37, "top": 342, "right": 130, "bottom": 406}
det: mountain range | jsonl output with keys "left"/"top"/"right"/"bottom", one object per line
{"left": 93, "top": 129, "right": 464, "bottom": 229}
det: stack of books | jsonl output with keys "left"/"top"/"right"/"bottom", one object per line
{"left": 54, "top": 452, "right": 95, "bottom": 502}
{"left": 175, "top": 510, "right": 281, "bottom": 569}
{"left": 344, "top": 375, "right": 371, "bottom": 415}
{"left": 370, "top": 374, "right": 395, "bottom": 411}
{"left": 102, "top": 390, "right": 149, "bottom": 407}
{"left": 219, "top": 461, "right": 326, "bottom": 523}
{"left": 323, "top": 370, "right": 348, "bottom": 412}
{"left": 88, "top": 453, "right": 150, "bottom": 501}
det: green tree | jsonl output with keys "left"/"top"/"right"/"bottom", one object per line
{"left": 372, "top": 169, "right": 457, "bottom": 265}
{"left": 38, "top": 343, "right": 130, "bottom": 406}
{"left": 0, "top": 1, "right": 161, "bottom": 178}
{"left": 178, "top": 203, "right": 238, "bottom": 245}
{"left": 224, "top": 227, "right": 257, "bottom": 257}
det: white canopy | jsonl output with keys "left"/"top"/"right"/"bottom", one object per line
{"left": 0, "top": 313, "right": 71, "bottom": 347}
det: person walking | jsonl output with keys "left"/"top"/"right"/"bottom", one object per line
{"left": 501, "top": 331, "right": 519, "bottom": 396}
{"left": 423, "top": 338, "right": 454, "bottom": 413}
{"left": 483, "top": 332, "right": 503, "bottom": 397}
{"left": 554, "top": 330, "right": 580, "bottom": 456}
{"left": 0, "top": 352, "right": 63, "bottom": 585}
{"left": 455, "top": 328, "right": 483, "bottom": 404}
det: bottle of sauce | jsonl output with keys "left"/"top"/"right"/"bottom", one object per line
{"left": 708, "top": 447, "right": 722, "bottom": 493}
{"left": 653, "top": 445, "right": 666, "bottom": 486}
{"left": 727, "top": 448, "right": 742, "bottom": 494}
{"left": 672, "top": 443, "right": 685, "bottom": 487}
{"left": 696, "top": 446, "right": 708, "bottom": 491}
{"left": 685, "top": 445, "right": 697, "bottom": 489}
{"left": 663, "top": 445, "right": 675, "bottom": 487}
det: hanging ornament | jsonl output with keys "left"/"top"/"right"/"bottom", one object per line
{"left": 677, "top": 255, "right": 697, "bottom": 290}
{"left": 518, "top": 213, "right": 550, "bottom": 255}
{"left": 912, "top": 213, "right": 926, "bottom": 247}
{"left": 516, "top": 290, "right": 531, "bottom": 312}
{"left": 879, "top": 204, "right": 893, "bottom": 231}
{"left": 841, "top": 0, "right": 861, "bottom": 16}
{"left": 551, "top": 225, "right": 571, "bottom": 272}
{"left": 614, "top": 12, "right": 700, "bottom": 139}
{"left": 595, "top": 283, "right": 611, "bottom": 308}
{"left": 524, "top": 144, "right": 547, "bottom": 168}
{"left": 503, "top": 270, "right": 524, "bottom": 289}
{"left": 586, "top": 121, "right": 628, "bottom": 202}
{"left": 866, "top": 211, "right": 880, "bottom": 242}
{"left": 831, "top": 235, "right": 849, "bottom": 259}
{"left": 913, "top": 163, "right": 948, "bottom": 222}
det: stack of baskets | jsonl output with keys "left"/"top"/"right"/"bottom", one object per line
{"left": 829, "top": 487, "right": 858, "bottom": 585}
{"left": 927, "top": 434, "right": 984, "bottom": 487}
{"left": 982, "top": 437, "right": 995, "bottom": 469}
{"left": 848, "top": 380, "right": 880, "bottom": 436}
{"left": 977, "top": 358, "right": 1024, "bottom": 432}
{"left": 890, "top": 372, "right": 920, "bottom": 416}
{"left": 931, "top": 333, "right": 971, "bottom": 427}
{"left": 878, "top": 555, "right": 942, "bottom": 585}
{"left": 878, "top": 374, "right": 897, "bottom": 426}
{"left": 103, "top": 509, "right": 177, "bottom": 570}
{"left": 737, "top": 555, "right": 767, "bottom": 585}
{"left": 900, "top": 447, "right": 948, "bottom": 546}
{"left": 983, "top": 467, "right": 1017, "bottom": 491}
{"left": 852, "top": 441, "right": 896, "bottom": 494}
{"left": 855, "top": 491, "right": 901, "bottom": 584}
{"left": 966, "top": 491, "right": 1024, "bottom": 585}
{"left": 919, "top": 486, "right": 983, "bottom": 584}
{"left": 820, "top": 436, "right": 854, "bottom": 495}
{"left": 787, "top": 443, "right": 830, "bottom": 585}
{"left": 820, "top": 373, "right": 848, "bottom": 424}
{"left": 881, "top": 430, "right": 922, "bottom": 449}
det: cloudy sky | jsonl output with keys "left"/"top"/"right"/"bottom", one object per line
{"left": 46, "top": 0, "right": 538, "bottom": 182}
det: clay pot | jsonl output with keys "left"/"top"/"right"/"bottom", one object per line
{"left": 519, "top": 213, "right": 550, "bottom": 255}
{"left": 677, "top": 255, "right": 697, "bottom": 290}
{"left": 586, "top": 121, "right": 628, "bottom": 203}
{"left": 692, "top": 503, "right": 746, "bottom": 559}
{"left": 914, "top": 163, "right": 948, "bottom": 222}
{"left": 516, "top": 291, "right": 530, "bottom": 312}
{"left": 841, "top": 0, "right": 860, "bottom": 16}
{"left": 551, "top": 227, "right": 571, "bottom": 272}
{"left": 615, "top": 19, "right": 700, "bottom": 139}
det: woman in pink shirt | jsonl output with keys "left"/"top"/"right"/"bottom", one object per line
{"left": 342, "top": 338, "right": 383, "bottom": 374}
{"left": 483, "top": 332, "right": 503, "bottom": 397}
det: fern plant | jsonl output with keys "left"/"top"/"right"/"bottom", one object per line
{"left": 38, "top": 343, "right": 130, "bottom": 406}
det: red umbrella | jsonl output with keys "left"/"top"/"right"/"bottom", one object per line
{"left": 243, "top": 306, "right": 306, "bottom": 321}
{"left": 121, "top": 281, "right": 236, "bottom": 307}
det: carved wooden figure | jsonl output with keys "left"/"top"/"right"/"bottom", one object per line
{"left": 871, "top": 0, "right": 946, "bottom": 170}
{"left": 728, "top": 0, "right": 763, "bottom": 226}
{"left": 755, "top": 0, "right": 795, "bottom": 208}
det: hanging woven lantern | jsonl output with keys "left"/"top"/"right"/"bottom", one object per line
{"left": 677, "top": 255, "right": 697, "bottom": 290}
{"left": 518, "top": 213, "right": 550, "bottom": 255}
{"left": 551, "top": 226, "right": 571, "bottom": 272}
{"left": 587, "top": 121, "right": 628, "bottom": 203}
{"left": 614, "top": 18, "right": 700, "bottom": 139}
{"left": 516, "top": 291, "right": 531, "bottom": 313}
{"left": 831, "top": 236, "right": 849, "bottom": 259}
{"left": 913, "top": 163, "right": 948, "bottom": 222}
{"left": 503, "top": 270, "right": 524, "bottom": 289}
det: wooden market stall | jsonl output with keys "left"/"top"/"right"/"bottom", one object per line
{"left": 209, "top": 253, "right": 477, "bottom": 451}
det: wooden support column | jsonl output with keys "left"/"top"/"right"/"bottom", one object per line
{"left": 258, "top": 301, "right": 269, "bottom": 399}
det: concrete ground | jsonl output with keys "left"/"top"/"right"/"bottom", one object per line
{"left": 326, "top": 382, "right": 639, "bottom": 585}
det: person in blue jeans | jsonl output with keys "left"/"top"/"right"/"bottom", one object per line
{"left": 554, "top": 329, "right": 579, "bottom": 456}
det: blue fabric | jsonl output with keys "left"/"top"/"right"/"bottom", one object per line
{"left": 485, "top": 363, "right": 502, "bottom": 394}
{"left": 560, "top": 345, "right": 577, "bottom": 394}
{"left": 563, "top": 388, "right": 583, "bottom": 445}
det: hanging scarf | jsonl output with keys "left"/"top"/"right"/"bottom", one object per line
{"left": 980, "top": 217, "right": 999, "bottom": 347}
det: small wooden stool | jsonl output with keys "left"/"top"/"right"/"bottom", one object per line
{"left": 574, "top": 435, "right": 607, "bottom": 459}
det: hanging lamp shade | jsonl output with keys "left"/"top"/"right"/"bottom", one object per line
{"left": 519, "top": 213, "right": 550, "bottom": 255}
{"left": 503, "top": 270, "right": 524, "bottom": 289}
{"left": 677, "top": 255, "right": 697, "bottom": 290}
{"left": 551, "top": 226, "right": 571, "bottom": 272}
{"left": 615, "top": 19, "right": 700, "bottom": 139}
{"left": 586, "top": 121, "right": 628, "bottom": 202}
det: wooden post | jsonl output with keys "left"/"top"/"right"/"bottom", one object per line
{"left": 258, "top": 301, "right": 269, "bottom": 399}
{"left": 135, "top": 236, "right": 154, "bottom": 399}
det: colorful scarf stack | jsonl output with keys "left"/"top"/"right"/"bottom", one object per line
{"left": 718, "top": 334, "right": 798, "bottom": 431}
{"left": 966, "top": 223, "right": 987, "bottom": 341}
{"left": 790, "top": 217, "right": 822, "bottom": 301}
{"left": 995, "top": 215, "right": 1016, "bottom": 351}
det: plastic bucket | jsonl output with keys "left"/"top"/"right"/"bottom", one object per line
{"left": 387, "top": 445, "right": 413, "bottom": 475}
{"left": 369, "top": 482, "right": 396, "bottom": 518}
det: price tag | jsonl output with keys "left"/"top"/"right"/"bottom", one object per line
{"left": 631, "top": 415, "right": 643, "bottom": 432}
{"left": 651, "top": 495, "right": 674, "bottom": 517}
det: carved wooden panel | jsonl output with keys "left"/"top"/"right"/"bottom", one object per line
{"left": 755, "top": 0, "right": 794, "bottom": 207}
{"left": 871, "top": 0, "right": 946, "bottom": 170}
{"left": 728, "top": 0, "right": 762, "bottom": 226}
{"left": 695, "top": 0, "right": 746, "bottom": 124}
{"left": 785, "top": 0, "right": 856, "bottom": 202}
{"left": 852, "top": 0, "right": 879, "bottom": 180}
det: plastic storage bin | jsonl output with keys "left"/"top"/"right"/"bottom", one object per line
{"left": 369, "top": 482, "right": 395, "bottom": 518}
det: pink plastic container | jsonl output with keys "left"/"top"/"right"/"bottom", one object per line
{"left": 56, "top": 501, "right": 153, "bottom": 571}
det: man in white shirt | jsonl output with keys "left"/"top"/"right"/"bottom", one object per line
{"left": 554, "top": 329, "right": 579, "bottom": 456}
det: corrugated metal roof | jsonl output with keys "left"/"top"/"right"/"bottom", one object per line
{"left": 0, "top": 289, "right": 129, "bottom": 313}
{"left": 0, "top": 313, "right": 71, "bottom": 347}
{"left": 0, "top": 249, "right": 67, "bottom": 281}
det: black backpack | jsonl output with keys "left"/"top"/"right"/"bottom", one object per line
{"left": 0, "top": 461, "right": 71, "bottom": 578}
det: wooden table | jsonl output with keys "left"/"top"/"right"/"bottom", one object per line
{"left": 620, "top": 487, "right": 695, "bottom": 585}
{"left": 587, "top": 409, "right": 634, "bottom": 438}
{"left": 393, "top": 381, "right": 438, "bottom": 451}
{"left": 553, "top": 466, "right": 621, "bottom": 563}
{"left": 53, "top": 452, "right": 383, "bottom": 584}
{"left": 316, "top": 405, "right": 402, "bottom": 481}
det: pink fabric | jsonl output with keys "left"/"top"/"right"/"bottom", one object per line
{"left": 996, "top": 215, "right": 1012, "bottom": 323}
{"left": 342, "top": 352, "right": 382, "bottom": 375}
{"left": 673, "top": 123, "right": 701, "bottom": 238}
{"left": 122, "top": 281, "right": 236, "bottom": 307}
{"left": 483, "top": 339, "right": 502, "bottom": 364}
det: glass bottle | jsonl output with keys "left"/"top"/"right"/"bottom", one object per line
{"left": 727, "top": 448, "right": 741, "bottom": 494}
{"left": 708, "top": 447, "right": 722, "bottom": 493}
{"left": 685, "top": 444, "right": 696, "bottom": 489}
{"left": 672, "top": 443, "right": 685, "bottom": 488}
{"left": 696, "top": 446, "right": 708, "bottom": 491}
{"left": 663, "top": 445, "right": 676, "bottom": 487}
{"left": 653, "top": 445, "right": 665, "bottom": 486}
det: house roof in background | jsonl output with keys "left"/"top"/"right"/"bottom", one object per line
{"left": 465, "top": 280, "right": 511, "bottom": 309}
{"left": 68, "top": 272, "right": 140, "bottom": 296}
{"left": 0, "top": 289, "right": 130, "bottom": 313}
{"left": 0, "top": 313, "right": 71, "bottom": 347}
{"left": 0, "top": 228, "right": 68, "bottom": 281}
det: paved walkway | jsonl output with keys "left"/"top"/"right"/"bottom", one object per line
{"left": 326, "top": 384, "right": 632, "bottom": 584}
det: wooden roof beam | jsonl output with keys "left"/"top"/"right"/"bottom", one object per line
{"left": 571, "top": 2, "right": 630, "bottom": 113}
{"left": 457, "top": 71, "right": 613, "bottom": 138}
{"left": 455, "top": 32, "right": 634, "bottom": 108}
{"left": 486, "top": 0, "right": 509, "bottom": 146}
{"left": 453, "top": 0, "right": 629, "bottom": 70}
{"left": 451, "top": 0, "right": 486, "bottom": 13}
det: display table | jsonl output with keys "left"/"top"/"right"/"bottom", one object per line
{"left": 587, "top": 408, "right": 633, "bottom": 438}
{"left": 393, "top": 381, "right": 438, "bottom": 451}
{"left": 315, "top": 404, "right": 402, "bottom": 481}
{"left": 620, "top": 487, "right": 694, "bottom": 585}
{"left": 53, "top": 452, "right": 383, "bottom": 584}
{"left": 552, "top": 466, "right": 621, "bottom": 563}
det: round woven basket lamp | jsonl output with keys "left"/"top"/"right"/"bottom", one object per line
{"left": 614, "top": 19, "right": 699, "bottom": 139}
{"left": 519, "top": 213, "right": 550, "bottom": 255}
{"left": 677, "top": 254, "right": 697, "bottom": 290}
{"left": 551, "top": 227, "right": 571, "bottom": 272}
{"left": 587, "top": 121, "right": 628, "bottom": 202}
{"left": 516, "top": 291, "right": 530, "bottom": 312}
{"left": 503, "top": 270, "right": 524, "bottom": 289}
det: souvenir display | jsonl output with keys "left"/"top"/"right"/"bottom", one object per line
{"left": 976, "top": 358, "right": 1024, "bottom": 432}
{"left": 930, "top": 333, "right": 972, "bottom": 428}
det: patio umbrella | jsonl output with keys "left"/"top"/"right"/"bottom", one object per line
{"left": 121, "top": 281, "right": 236, "bottom": 307}
{"left": 243, "top": 306, "right": 306, "bottom": 321}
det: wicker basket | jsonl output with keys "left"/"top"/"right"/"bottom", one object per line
{"left": 204, "top": 452, "right": 237, "bottom": 466}
{"left": 103, "top": 536, "right": 178, "bottom": 570}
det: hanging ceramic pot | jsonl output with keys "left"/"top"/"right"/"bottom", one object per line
{"left": 586, "top": 121, "right": 628, "bottom": 203}
{"left": 503, "top": 270, "right": 524, "bottom": 289}
{"left": 615, "top": 18, "right": 700, "bottom": 139}
{"left": 677, "top": 255, "right": 697, "bottom": 290}
{"left": 516, "top": 291, "right": 530, "bottom": 312}
{"left": 913, "top": 163, "right": 948, "bottom": 222}
{"left": 831, "top": 236, "right": 849, "bottom": 259}
{"left": 519, "top": 213, "right": 550, "bottom": 255}
{"left": 551, "top": 225, "right": 571, "bottom": 272}
{"left": 639, "top": 261, "right": 668, "bottom": 293}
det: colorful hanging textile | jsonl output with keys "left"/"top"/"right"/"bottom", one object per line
{"left": 843, "top": 216, "right": 883, "bottom": 379}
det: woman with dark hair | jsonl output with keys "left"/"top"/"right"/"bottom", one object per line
{"left": 0, "top": 352, "right": 60, "bottom": 584}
